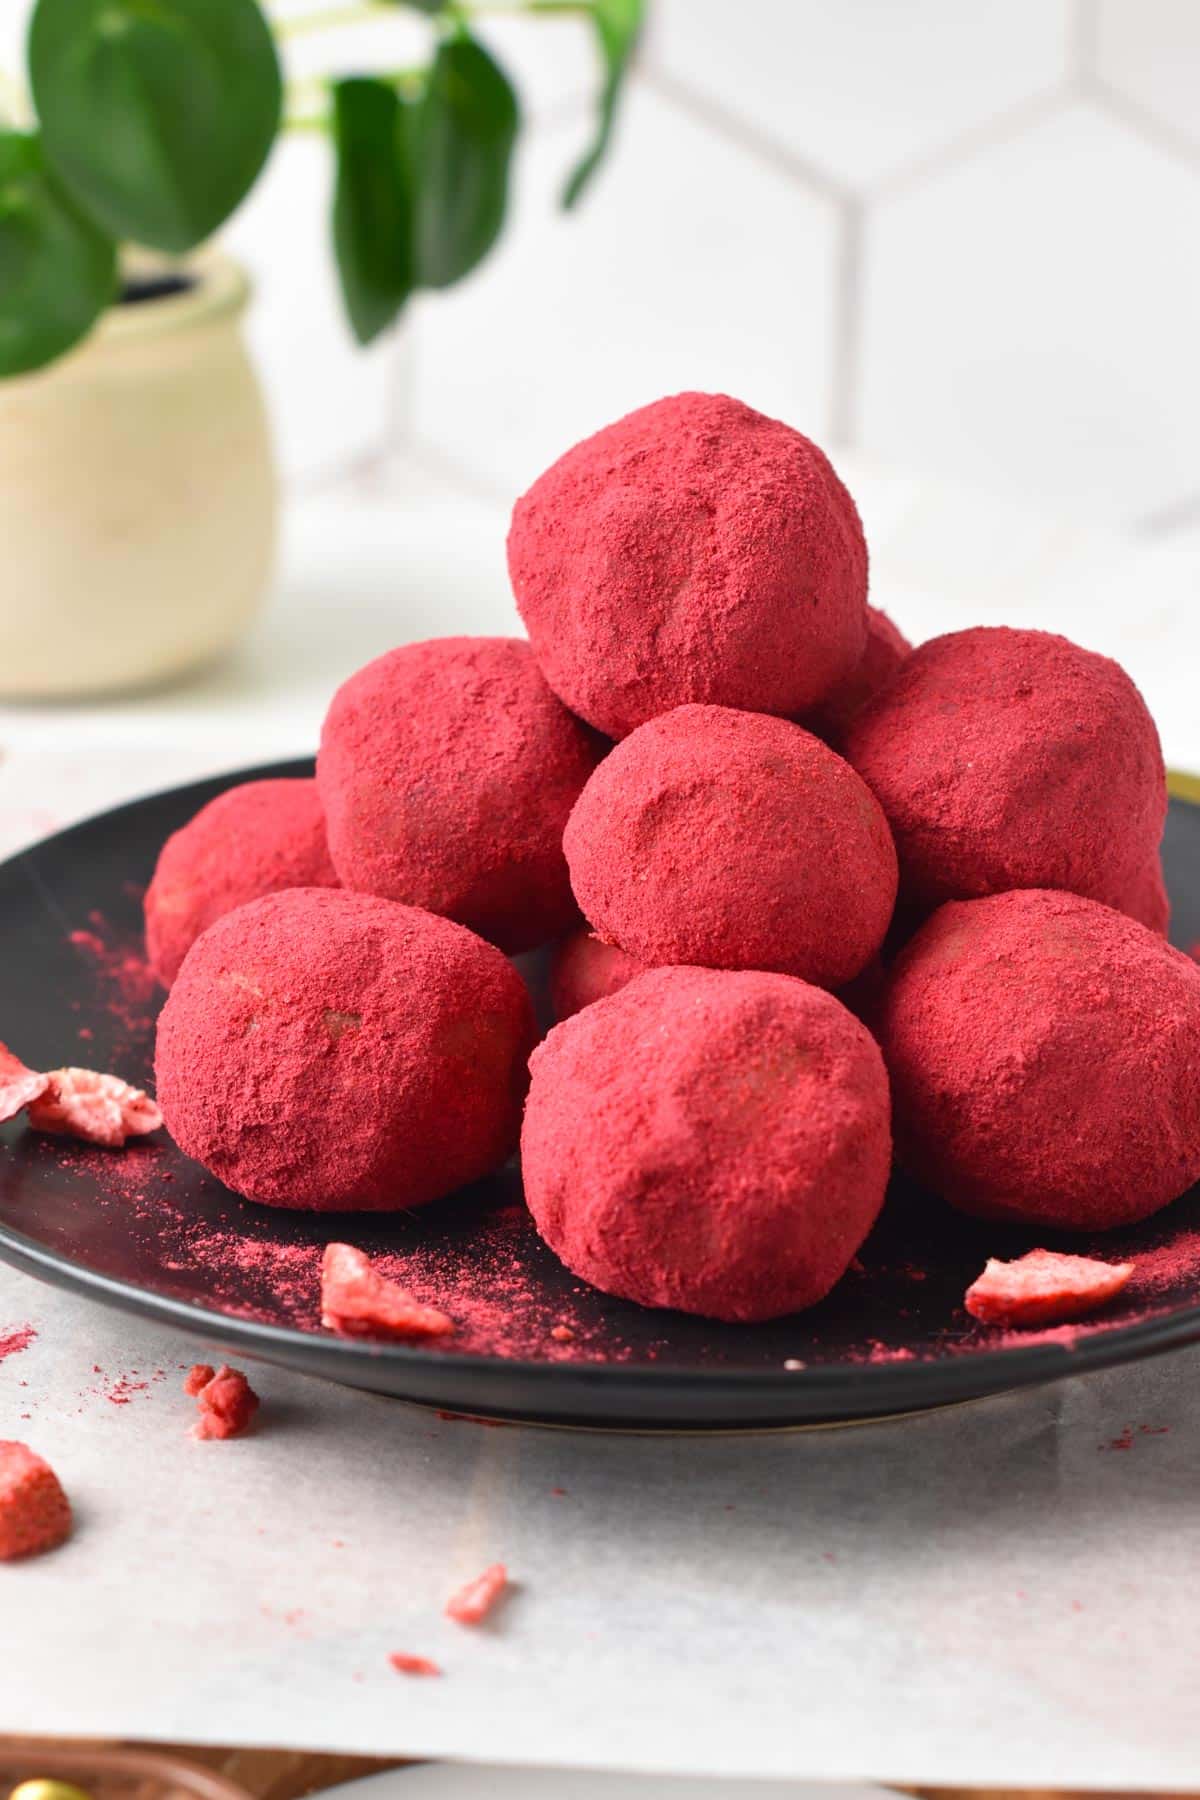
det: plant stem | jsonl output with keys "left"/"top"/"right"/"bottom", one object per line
{"left": 273, "top": 0, "right": 588, "bottom": 37}
{"left": 275, "top": 1, "right": 395, "bottom": 38}
{"left": 282, "top": 59, "right": 422, "bottom": 131}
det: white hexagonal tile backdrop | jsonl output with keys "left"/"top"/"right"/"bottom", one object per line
{"left": 4, "top": 0, "right": 1200, "bottom": 530}
{"left": 391, "top": 0, "right": 1200, "bottom": 537}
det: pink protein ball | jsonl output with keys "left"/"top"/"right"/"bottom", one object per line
{"left": 318, "top": 637, "right": 606, "bottom": 954}
{"left": 1100, "top": 852, "right": 1170, "bottom": 937}
{"left": 522, "top": 966, "right": 892, "bottom": 1322}
{"left": 564, "top": 704, "right": 898, "bottom": 988}
{"left": 144, "top": 779, "right": 338, "bottom": 987}
{"left": 550, "top": 929, "right": 647, "bottom": 1021}
{"left": 156, "top": 888, "right": 536, "bottom": 1211}
{"left": 508, "top": 392, "right": 868, "bottom": 738}
{"left": 877, "top": 888, "right": 1200, "bottom": 1232}
{"left": 843, "top": 627, "right": 1166, "bottom": 912}
{"left": 810, "top": 606, "right": 912, "bottom": 745}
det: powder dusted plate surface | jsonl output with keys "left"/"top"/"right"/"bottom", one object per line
{"left": 1, "top": 761, "right": 1199, "bottom": 1431}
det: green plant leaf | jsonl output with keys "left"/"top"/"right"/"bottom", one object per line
{"left": 332, "top": 77, "right": 414, "bottom": 347}
{"left": 412, "top": 30, "right": 519, "bottom": 290}
{"left": 0, "top": 130, "right": 116, "bottom": 376}
{"left": 560, "top": 0, "right": 644, "bottom": 209}
{"left": 28, "top": 0, "right": 282, "bottom": 254}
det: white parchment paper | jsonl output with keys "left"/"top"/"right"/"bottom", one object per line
{"left": 2, "top": 1263, "right": 1198, "bottom": 1787}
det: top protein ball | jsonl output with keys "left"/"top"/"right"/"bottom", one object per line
{"left": 318, "top": 637, "right": 605, "bottom": 954}
{"left": 843, "top": 626, "right": 1166, "bottom": 911}
{"left": 507, "top": 392, "right": 869, "bottom": 738}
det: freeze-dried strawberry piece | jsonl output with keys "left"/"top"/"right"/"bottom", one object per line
{"left": 445, "top": 1562, "right": 508, "bottom": 1625}
{"left": 965, "top": 1249, "right": 1134, "bottom": 1328}
{"left": 389, "top": 1652, "right": 441, "bottom": 1677}
{"left": 183, "top": 1363, "right": 216, "bottom": 1397}
{"left": 0, "top": 1440, "right": 72, "bottom": 1560}
{"left": 0, "top": 1044, "right": 51, "bottom": 1124}
{"left": 321, "top": 1242, "right": 455, "bottom": 1341}
{"left": 192, "top": 1364, "right": 260, "bottom": 1440}
{"left": 28, "top": 1067, "right": 162, "bottom": 1148}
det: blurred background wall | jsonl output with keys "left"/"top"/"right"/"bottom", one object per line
{"left": 7, "top": 0, "right": 1197, "bottom": 534}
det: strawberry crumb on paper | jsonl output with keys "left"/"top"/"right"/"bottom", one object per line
{"left": 446, "top": 1562, "right": 509, "bottom": 1625}
{"left": 965, "top": 1249, "right": 1135, "bottom": 1328}
{"left": 321, "top": 1242, "right": 455, "bottom": 1341}
{"left": 191, "top": 1365, "right": 260, "bottom": 1440}
{"left": 389, "top": 1652, "right": 442, "bottom": 1677}
{"left": 183, "top": 1363, "right": 216, "bottom": 1397}
{"left": 0, "top": 1440, "right": 72, "bottom": 1560}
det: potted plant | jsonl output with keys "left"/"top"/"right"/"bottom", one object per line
{"left": 0, "top": 0, "right": 643, "bottom": 698}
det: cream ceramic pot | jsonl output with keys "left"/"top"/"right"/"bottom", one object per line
{"left": 0, "top": 251, "right": 276, "bottom": 698}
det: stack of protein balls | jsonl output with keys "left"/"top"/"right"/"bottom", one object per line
{"left": 152, "top": 393, "right": 1200, "bottom": 1326}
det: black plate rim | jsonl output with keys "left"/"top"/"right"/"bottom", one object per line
{"left": 1, "top": 757, "right": 1199, "bottom": 1425}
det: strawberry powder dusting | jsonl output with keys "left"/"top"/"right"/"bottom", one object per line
{"left": 0, "top": 1325, "right": 36, "bottom": 1364}
{"left": 68, "top": 915, "right": 157, "bottom": 1042}
{"left": 446, "top": 1563, "right": 508, "bottom": 1625}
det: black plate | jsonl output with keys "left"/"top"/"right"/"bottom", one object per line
{"left": 1, "top": 760, "right": 1199, "bottom": 1430}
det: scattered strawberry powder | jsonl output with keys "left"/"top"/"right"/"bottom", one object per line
{"left": 0, "top": 1324, "right": 36, "bottom": 1365}
{"left": 446, "top": 1562, "right": 508, "bottom": 1625}
{"left": 191, "top": 1364, "right": 260, "bottom": 1440}
{"left": 0, "top": 1440, "right": 71, "bottom": 1560}
{"left": 321, "top": 1242, "right": 455, "bottom": 1341}
{"left": 965, "top": 1250, "right": 1135, "bottom": 1328}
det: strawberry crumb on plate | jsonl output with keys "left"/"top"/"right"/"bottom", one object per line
{"left": 191, "top": 1365, "right": 260, "bottom": 1439}
{"left": 0, "top": 1041, "right": 161, "bottom": 1146}
{"left": 321, "top": 1242, "right": 455, "bottom": 1341}
{"left": 0, "top": 1043, "right": 51, "bottom": 1122}
{"left": 0, "top": 1440, "right": 72, "bottom": 1560}
{"left": 446, "top": 1562, "right": 509, "bottom": 1625}
{"left": 965, "top": 1249, "right": 1135, "bottom": 1328}
{"left": 389, "top": 1652, "right": 442, "bottom": 1677}
{"left": 183, "top": 1363, "right": 216, "bottom": 1397}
